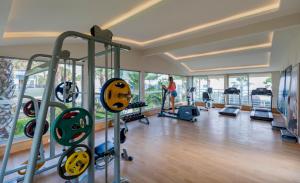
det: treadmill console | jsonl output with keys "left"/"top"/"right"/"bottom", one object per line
{"left": 224, "top": 87, "right": 240, "bottom": 95}
{"left": 251, "top": 88, "right": 272, "bottom": 96}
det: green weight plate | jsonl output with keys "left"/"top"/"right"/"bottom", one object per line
{"left": 51, "top": 107, "right": 93, "bottom": 146}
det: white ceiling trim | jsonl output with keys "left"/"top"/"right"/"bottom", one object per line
{"left": 164, "top": 42, "right": 272, "bottom": 61}
{"left": 3, "top": 0, "right": 280, "bottom": 47}
{"left": 181, "top": 52, "right": 271, "bottom": 73}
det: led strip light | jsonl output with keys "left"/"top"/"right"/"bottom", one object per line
{"left": 3, "top": 0, "right": 280, "bottom": 47}
{"left": 181, "top": 52, "right": 271, "bottom": 72}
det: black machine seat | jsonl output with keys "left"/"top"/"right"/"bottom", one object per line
{"left": 95, "top": 141, "right": 114, "bottom": 158}
{"left": 202, "top": 92, "right": 210, "bottom": 102}
{"left": 187, "top": 87, "right": 196, "bottom": 93}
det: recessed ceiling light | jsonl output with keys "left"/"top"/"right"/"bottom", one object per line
{"left": 3, "top": 32, "right": 60, "bottom": 38}
{"left": 114, "top": 0, "right": 280, "bottom": 46}
{"left": 181, "top": 52, "right": 271, "bottom": 72}
{"left": 101, "top": 0, "right": 162, "bottom": 29}
{"left": 3, "top": 0, "right": 280, "bottom": 47}
{"left": 165, "top": 42, "right": 272, "bottom": 61}
{"left": 181, "top": 62, "right": 270, "bottom": 72}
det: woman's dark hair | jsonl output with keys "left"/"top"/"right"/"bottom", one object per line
{"left": 169, "top": 76, "right": 173, "bottom": 82}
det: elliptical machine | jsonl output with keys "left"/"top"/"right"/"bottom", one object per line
{"left": 158, "top": 87, "right": 200, "bottom": 122}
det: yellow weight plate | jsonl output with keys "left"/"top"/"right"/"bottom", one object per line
{"left": 65, "top": 151, "right": 90, "bottom": 176}
{"left": 104, "top": 80, "right": 131, "bottom": 111}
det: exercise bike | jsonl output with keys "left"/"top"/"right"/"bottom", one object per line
{"left": 158, "top": 87, "right": 200, "bottom": 122}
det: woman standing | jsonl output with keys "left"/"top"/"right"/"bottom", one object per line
{"left": 163, "top": 76, "right": 177, "bottom": 113}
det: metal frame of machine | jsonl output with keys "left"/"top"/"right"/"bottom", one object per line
{"left": 250, "top": 88, "right": 273, "bottom": 122}
{"left": 158, "top": 87, "right": 200, "bottom": 122}
{"left": 0, "top": 27, "right": 130, "bottom": 183}
{"left": 219, "top": 87, "right": 241, "bottom": 116}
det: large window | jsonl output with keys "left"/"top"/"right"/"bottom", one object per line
{"left": 144, "top": 73, "right": 168, "bottom": 109}
{"left": 120, "top": 70, "right": 140, "bottom": 103}
{"left": 12, "top": 59, "right": 48, "bottom": 139}
{"left": 193, "top": 76, "right": 225, "bottom": 103}
{"left": 228, "top": 75, "right": 249, "bottom": 105}
{"left": 173, "top": 75, "right": 188, "bottom": 103}
{"left": 193, "top": 76, "right": 208, "bottom": 101}
{"left": 56, "top": 63, "right": 83, "bottom": 107}
{"left": 249, "top": 73, "right": 272, "bottom": 107}
{"left": 0, "top": 59, "right": 83, "bottom": 142}
{"left": 208, "top": 75, "right": 224, "bottom": 103}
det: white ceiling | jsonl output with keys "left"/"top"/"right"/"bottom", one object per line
{"left": 0, "top": 0, "right": 300, "bottom": 74}
{"left": 183, "top": 51, "right": 270, "bottom": 70}
{"left": 6, "top": 0, "right": 143, "bottom": 32}
{"left": 168, "top": 32, "right": 271, "bottom": 56}
{"left": 111, "top": 0, "right": 274, "bottom": 41}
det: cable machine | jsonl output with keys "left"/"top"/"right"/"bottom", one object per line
{"left": 0, "top": 26, "right": 131, "bottom": 183}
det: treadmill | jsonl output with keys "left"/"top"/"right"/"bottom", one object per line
{"left": 250, "top": 88, "right": 273, "bottom": 121}
{"left": 219, "top": 87, "right": 241, "bottom": 116}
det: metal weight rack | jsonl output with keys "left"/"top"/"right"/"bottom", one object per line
{"left": 0, "top": 26, "right": 130, "bottom": 183}
{"left": 0, "top": 53, "right": 77, "bottom": 183}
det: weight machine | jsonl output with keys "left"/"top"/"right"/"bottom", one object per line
{"left": 0, "top": 26, "right": 131, "bottom": 183}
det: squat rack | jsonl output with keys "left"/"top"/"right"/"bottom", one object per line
{"left": 0, "top": 27, "right": 130, "bottom": 183}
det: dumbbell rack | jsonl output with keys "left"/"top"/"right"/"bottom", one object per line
{"left": 122, "top": 102, "right": 150, "bottom": 125}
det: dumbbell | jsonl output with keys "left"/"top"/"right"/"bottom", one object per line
{"left": 132, "top": 102, "right": 138, "bottom": 108}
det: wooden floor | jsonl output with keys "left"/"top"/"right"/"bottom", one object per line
{"left": 2, "top": 109, "right": 300, "bottom": 183}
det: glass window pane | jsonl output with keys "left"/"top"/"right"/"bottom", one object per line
{"left": 249, "top": 73, "right": 272, "bottom": 107}
{"left": 95, "top": 68, "right": 114, "bottom": 120}
{"left": 173, "top": 75, "right": 187, "bottom": 103}
{"left": 193, "top": 76, "right": 208, "bottom": 101}
{"left": 56, "top": 63, "right": 83, "bottom": 107}
{"left": 208, "top": 75, "right": 224, "bottom": 103}
{"left": 145, "top": 73, "right": 168, "bottom": 109}
{"left": 228, "top": 75, "right": 249, "bottom": 105}
{"left": 120, "top": 70, "right": 140, "bottom": 103}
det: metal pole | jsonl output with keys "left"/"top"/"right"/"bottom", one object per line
{"left": 113, "top": 46, "right": 121, "bottom": 183}
{"left": 104, "top": 45, "right": 109, "bottom": 183}
{"left": 49, "top": 91, "right": 56, "bottom": 158}
{"left": 0, "top": 58, "right": 33, "bottom": 183}
{"left": 87, "top": 40, "right": 95, "bottom": 183}
{"left": 63, "top": 60, "right": 67, "bottom": 103}
{"left": 72, "top": 60, "right": 76, "bottom": 107}
{"left": 23, "top": 45, "right": 63, "bottom": 183}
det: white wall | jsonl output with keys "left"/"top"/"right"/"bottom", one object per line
{"left": 94, "top": 50, "right": 185, "bottom": 75}
{"left": 269, "top": 25, "right": 300, "bottom": 108}
{"left": 271, "top": 25, "right": 300, "bottom": 70}
{"left": 271, "top": 71, "right": 280, "bottom": 108}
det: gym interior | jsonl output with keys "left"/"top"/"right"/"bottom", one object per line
{"left": 0, "top": 1, "right": 300, "bottom": 183}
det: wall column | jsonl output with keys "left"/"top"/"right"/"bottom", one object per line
{"left": 140, "top": 71, "right": 145, "bottom": 101}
